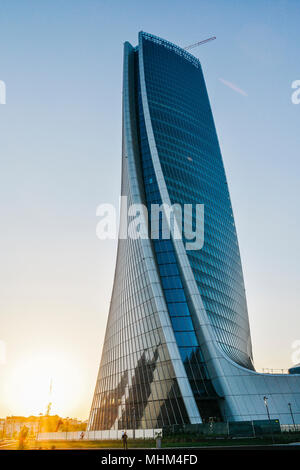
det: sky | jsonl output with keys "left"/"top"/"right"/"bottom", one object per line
{"left": 0, "top": 0, "right": 299, "bottom": 420}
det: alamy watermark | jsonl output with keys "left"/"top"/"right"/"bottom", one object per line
{"left": 0, "top": 80, "right": 6, "bottom": 104}
{"left": 96, "top": 197, "right": 204, "bottom": 251}
{"left": 291, "top": 80, "right": 300, "bottom": 104}
{"left": 291, "top": 340, "right": 300, "bottom": 365}
{"left": 0, "top": 340, "right": 6, "bottom": 365}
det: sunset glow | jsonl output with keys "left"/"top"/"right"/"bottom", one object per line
{"left": 3, "top": 350, "right": 86, "bottom": 418}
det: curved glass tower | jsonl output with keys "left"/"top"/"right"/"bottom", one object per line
{"left": 88, "top": 32, "right": 300, "bottom": 431}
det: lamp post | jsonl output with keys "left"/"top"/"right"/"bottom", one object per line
{"left": 263, "top": 396, "right": 270, "bottom": 420}
{"left": 65, "top": 417, "right": 69, "bottom": 441}
{"left": 131, "top": 406, "right": 136, "bottom": 440}
{"left": 288, "top": 403, "right": 296, "bottom": 431}
{"left": 263, "top": 396, "right": 274, "bottom": 444}
{"left": 35, "top": 413, "right": 43, "bottom": 449}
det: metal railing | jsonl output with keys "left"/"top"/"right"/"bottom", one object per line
{"left": 281, "top": 424, "right": 300, "bottom": 432}
{"left": 163, "top": 420, "right": 281, "bottom": 438}
{"left": 260, "top": 368, "right": 289, "bottom": 374}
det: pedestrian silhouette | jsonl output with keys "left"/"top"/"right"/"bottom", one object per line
{"left": 122, "top": 430, "right": 128, "bottom": 449}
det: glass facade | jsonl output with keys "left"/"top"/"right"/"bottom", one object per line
{"left": 88, "top": 32, "right": 254, "bottom": 431}
{"left": 140, "top": 33, "right": 253, "bottom": 370}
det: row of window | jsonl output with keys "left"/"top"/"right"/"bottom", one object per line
{"left": 143, "top": 37, "right": 253, "bottom": 370}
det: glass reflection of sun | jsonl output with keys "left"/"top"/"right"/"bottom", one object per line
{"left": 5, "top": 351, "right": 83, "bottom": 417}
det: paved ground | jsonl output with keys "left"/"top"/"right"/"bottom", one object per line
{"left": 0, "top": 440, "right": 17, "bottom": 449}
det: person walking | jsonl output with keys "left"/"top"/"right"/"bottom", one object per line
{"left": 122, "top": 430, "right": 128, "bottom": 450}
{"left": 18, "top": 425, "right": 29, "bottom": 450}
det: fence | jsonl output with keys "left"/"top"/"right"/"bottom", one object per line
{"left": 37, "top": 428, "right": 162, "bottom": 441}
{"left": 162, "top": 420, "right": 281, "bottom": 438}
{"left": 260, "top": 368, "right": 289, "bottom": 374}
{"left": 281, "top": 424, "right": 300, "bottom": 432}
{"left": 37, "top": 420, "right": 294, "bottom": 441}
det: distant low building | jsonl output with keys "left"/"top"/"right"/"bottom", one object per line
{"left": 3, "top": 416, "right": 39, "bottom": 437}
{"left": 1, "top": 415, "right": 87, "bottom": 437}
{"left": 0, "top": 419, "right": 5, "bottom": 436}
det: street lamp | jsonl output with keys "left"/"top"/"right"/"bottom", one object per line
{"left": 288, "top": 403, "right": 296, "bottom": 431}
{"left": 35, "top": 413, "right": 43, "bottom": 449}
{"left": 131, "top": 406, "right": 136, "bottom": 440}
{"left": 65, "top": 417, "right": 69, "bottom": 441}
{"left": 263, "top": 396, "right": 270, "bottom": 420}
{"left": 263, "top": 396, "right": 274, "bottom": 444}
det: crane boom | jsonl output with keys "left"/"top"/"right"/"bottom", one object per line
{"left": 46, "top": 378, "right": 53, "bottom": 416}
{"left": 184, "top": 36, "right": 216, "bottom": 51}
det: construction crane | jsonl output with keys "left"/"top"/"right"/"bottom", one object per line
{"left": 46, "top": 378, "right": 53, "bottom": 416}
{"left": 184, "top": 36, "right": 216, "bottom": 51}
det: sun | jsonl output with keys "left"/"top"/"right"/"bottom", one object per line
{"left": 4, "top": 350, "right": 84, "bottom": 418}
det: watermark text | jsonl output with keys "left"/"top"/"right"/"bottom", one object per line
{"left": 0, "top": 80, "right": 6, "bottom": 104}
{"left": 96, "top": 197, "right": 204, "bottom": 251}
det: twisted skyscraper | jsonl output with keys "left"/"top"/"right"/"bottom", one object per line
{"left": 88, "top": 32, "right": 300, "bottom": 432}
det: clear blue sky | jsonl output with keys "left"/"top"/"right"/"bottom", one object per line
{"left": 0, "top": 0, "right": 299, "bottom": 419}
